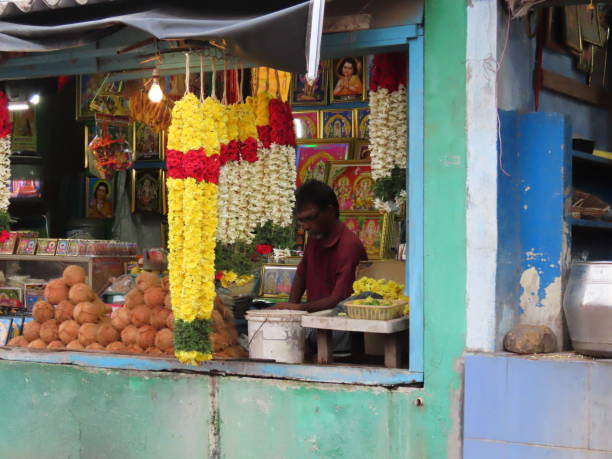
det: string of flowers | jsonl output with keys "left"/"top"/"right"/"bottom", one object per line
{"left": 0, "top": 91, "right": 12, "bottom": 241}
{"left": 368, "top": 53, "right": 407, "bottom": 212}
{"left": 166, "top": 92, "right": 222, "bottom": 365}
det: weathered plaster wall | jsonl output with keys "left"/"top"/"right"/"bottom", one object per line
{"left": 466, "top": 0, "right": 499, "bottom": 353}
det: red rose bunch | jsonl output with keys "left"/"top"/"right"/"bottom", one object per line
{"left": 0, "top": 230, "right": 9, "bottom": 243}
{"left": 0, "top": 92, "right": 10, "bottom": 139}
{"left": 255, "top": 244, "right": 273, "bottom": 255}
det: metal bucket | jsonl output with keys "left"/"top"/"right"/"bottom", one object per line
{"left": 564, "top": 262, "right": 612, "bottom": 357}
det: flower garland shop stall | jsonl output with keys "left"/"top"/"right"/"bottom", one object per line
{"left": 0, "top": 0, "right": 471, "bottom": 457}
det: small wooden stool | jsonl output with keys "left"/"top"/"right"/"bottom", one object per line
{"left": 302, "top": 311, "right": 408, "bottom": 368}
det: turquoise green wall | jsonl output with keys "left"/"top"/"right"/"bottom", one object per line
{"left": 0, "top": 1, "right": 467, "bottom": 458}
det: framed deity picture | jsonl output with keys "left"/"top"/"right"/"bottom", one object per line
{"left": 321, "top": 109, "right": 353, "bottom": 138}
{"left": 326, "top": 160, "right": 375, "bottom": 212}
{"left": 67, "top": 240, "right": 80, "bottom": 256}
{"left": 0, "top": 317, "right": 12, "bottom": 344}
{"left": 289, "top": 61, "right": 328, "bottom": 105}
{"left": 131, "top": 169, "right": 165, "bottom": 214}
{"left": 354, "top": 108, "right": 370, "bottom": 139}
{"left": 353, "top": 139, "right": 371, "bottom": 160}
{"left": 340, "top": 212, "right": 389, "bottom": 260}
{"left": 36, "top": 239, "right": 58, "bottom": 256}
{"left": 292, "top": 111, "right": 319, "bottom": 139}
{"left": 133, "top": 122, "right": 164, "bottom": 161}
{"left": 295, "top": 140, "right": 352, "bottom": 187}
{"left": 330, "top": 56, "right": 366, "bottom": 103}
{"left": 0, "top": 233, "right": 17, "bottom": 254}
{"left": 11, "top": 108, "right": 37, "bottom": 153}
{"left": 56, "top": 239, "right": 69, "bottom": 256}
{"left": 85, "top": 177, "right": 114, "bottom": 219}
{"left": 16, "top": 238, "right": 37, "bottom": 255}
{"left": 259, "top": 264, "right": 298, "bottom": 299}
{"left": 77, "top": 74, "right": 129, "bottom": 120}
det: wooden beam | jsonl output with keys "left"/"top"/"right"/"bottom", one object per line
{"left": 542, "top": 69, "right": 612, "bottom": 107}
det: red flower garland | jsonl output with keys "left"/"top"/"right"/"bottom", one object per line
{"left": 369, "top": 53, "right": 407, "bottom": 93}
{"left": 269, "top": 99, "right": 296, "bottom": 147}
{"left": 166, "top": 149, "right": 221, "bottom": 184}
{"left": 0, "top": 91, "right": 12, "bottom": 139}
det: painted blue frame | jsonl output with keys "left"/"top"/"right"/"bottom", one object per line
{"left": 0, "top": 24, "right": 425, "bottom": 386}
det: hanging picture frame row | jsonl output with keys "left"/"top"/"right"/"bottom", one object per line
{"left": 293, "top": 108, "right": 370, "bottom": 140}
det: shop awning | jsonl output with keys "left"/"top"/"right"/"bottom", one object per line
{"left": 0, "top": 1, "right": 318, "bottom": 74}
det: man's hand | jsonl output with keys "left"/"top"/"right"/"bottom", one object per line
{"left": 268, "top": 302, "right": 304, "bottom": 311}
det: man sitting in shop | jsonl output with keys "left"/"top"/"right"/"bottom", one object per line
{"left": 271, "top": 179, "right": 367, "bottom": 312}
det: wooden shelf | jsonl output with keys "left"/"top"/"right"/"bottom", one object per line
{"left": 570, "top": 218, "right": 612, "bottom": 230}
{"left": 0, "top": 255, "right": 133, "bottom": 263}
{"left": 572, "top": 150, "right": 612, "bottom": 167}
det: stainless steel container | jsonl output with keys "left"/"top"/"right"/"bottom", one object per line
{"left": 564, "top": 262, "right": 612, "bottom": 357}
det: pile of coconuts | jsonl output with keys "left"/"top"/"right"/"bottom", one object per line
{"left": 8, "top": 267, "right": 174, "bottom": 356}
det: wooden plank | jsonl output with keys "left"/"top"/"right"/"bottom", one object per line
{"left": 302, "top": 314, "right": 409, "bottom": 333}
{"left": 316, "top": 330, "right": 333, "bottom": 364}
{"left": 542, "top": 69, "right": 612, "bottom": 107}
{"left": 384, "top": 334, "right": 402, "bottom": 368}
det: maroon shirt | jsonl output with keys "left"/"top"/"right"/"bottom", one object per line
{"left": 297, "top": 221, "right": 368, "bottom": 303}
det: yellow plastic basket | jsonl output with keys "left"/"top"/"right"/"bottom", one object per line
{"left": 345, "top": 300, "right": 407, "bottom": 321}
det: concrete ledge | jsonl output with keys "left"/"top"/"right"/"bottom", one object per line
{"left": 0, "top": 347, "right": 422, "bottom": 387}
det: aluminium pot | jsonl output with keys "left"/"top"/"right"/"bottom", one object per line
{"left": 564, "top": 261, "right": 612, "bottom": 357}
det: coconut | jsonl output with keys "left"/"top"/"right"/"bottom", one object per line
{"left": 161, "top": 276, "right": 170, "bottom": 292}
{"left": 66, "top": 340, "right": 84, "bottom": 351}
{"left": 23, "top": 321, "right": 41, "bottom": 342}
{"left": 144, "top": 287, "right": 165, "bottom": 307}
{"left": 106, "top": 341, "right": 126, "bottom": 353}
{"left": 137, "top": 325, "right": 156, "bottom": 349}
{"left": 126, "top": 344, "right": 144, "bottom": 354}
{"left": 131, "top": 305, "right": 151, "bottom": 327}
{"left": 44, "top": 279, "right": 69, "bottom": 305}
{"left": 93, "top": 298, "right": 108, "bottom": 317}
{"left": 85, "top": 342, "right": 105, "bottom": 351}
{"left": 150, "top": 307, "right": 171, "bottom": 330}
{"left": 121, "top": 325, "right": 139, "bottom": 345}
{"left": 124, "top": 289, "right": 144, "bottom": 309}
{"left": 55, "top": 300, "right": 75, "bottom": 323}
{"left": 28, "top": 339, "right": 47, "bottom": 349}
{"left": 96, "top": 323, "right": 119, "bottom": 347}
{"left": 74, "top": 302, "right": 100, "bottom": 324}
{"left": 166, "top": 312, "right": 174, "bottom": 330}
{"left": 111, "top": 307, "right": 131, "bottom": 331}
{"left": 39, "top": 319, "right": 59, "bottom": 343}
{"left": 136, "top": 272, "right": 161, "bottom": 292}
{"left": 33, "top": 301, "right": 55, "bottom": 323}
{"left": 7, "top": 336, "right": 28, "bottom": 347}
{"left": 62, "top": 265, "right": 86, "bottom": 286}
{"left": 145, "top": 347, "right": 163, "bottom": 356}
{"left": 68, "top": 283, "right": 95, "bottom": 304}
{"left": 163, "top": 293, "right": 172, "bottom": 309}
{"left": 58, "top": 320, "right": 79, "bottom": 344}
{"left": 78, "top": 323, "right": 99, "bottom": 346}
{"left": 47, "top": 340, "right": 64, "bottom": 350}
{"left": 154, "top": 328, "right": 173, "bottom": 352}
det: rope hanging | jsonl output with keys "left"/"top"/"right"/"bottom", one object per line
{"left": 184, "top": 53, "right": 190, "bottom": 95}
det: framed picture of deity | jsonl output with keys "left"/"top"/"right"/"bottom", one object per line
{"left": 326, "top": 160, "right": 375, "bottom": 212}
{"left": 77, "top": 74, "right": 129, "bottom": 120}
{"left": 292, "top": 110, "right": 319, "bottom": 139}
{"left": 321, "top": 109, "right": 353, "bottom": 138}
{"left": 354, "top": 107, "right": 370, "bottom": 139}
{"left": 330, "top": 56, "right": 366, "bottom": 103}
{"left": 295, "top": 140, "right": 351, "bottom": 187}
{"left": 289, "top": 61, "right": 329, "bottom": 105}
{"left": 259, "top": 264, "right": 298, "bottom": 299}
{"left": 85, "top": 177, "right": 114, "bottom": 219}
{"left": 339, "top": 212, "right": 389, "bottom": 260}
{"left": 353, "top": 139, "right": 371, "bottom": 160}
{"left": 131, "top": 169, "right": 165, "bottom": 214}
{"left": 132, "top": 122, "right": 164, "bottom": 161}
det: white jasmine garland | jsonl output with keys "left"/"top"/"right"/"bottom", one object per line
{"left": 0, "top": 137, "right": 10, "bottom": 212}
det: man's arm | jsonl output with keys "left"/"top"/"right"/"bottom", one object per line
{"left": 289, "top": 271, "right": 306, "bottom": 304}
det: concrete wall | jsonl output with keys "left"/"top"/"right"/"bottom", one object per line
{"left": 465, "top": 354, "right": 612, "bottom": 458}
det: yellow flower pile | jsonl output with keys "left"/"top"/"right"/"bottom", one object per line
{"left": 218, "top": 271, "right": 254, "bottom": 289}
{"left": 352, "top": 277, "right": 409, "bottom": 315}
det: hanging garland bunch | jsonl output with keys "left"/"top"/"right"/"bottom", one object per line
{"left": 0, "top": 91, "right": 12, "bottom": 240}
{"left": 368, "top": 53, "right": 407, "bottom": 212}
{"left": 166, "top": 87, "right": 222, "bottom": 365}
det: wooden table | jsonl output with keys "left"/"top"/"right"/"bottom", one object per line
{"left": 301, "top": 311, "right": 409, "bottom": 368}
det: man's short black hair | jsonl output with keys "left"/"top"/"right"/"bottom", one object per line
{"left": 295, "top": 180, "right": 339, "bottom": 217}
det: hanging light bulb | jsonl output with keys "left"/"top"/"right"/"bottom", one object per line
{"left": 148, "top": 67, "right": 163, "bottom": 103}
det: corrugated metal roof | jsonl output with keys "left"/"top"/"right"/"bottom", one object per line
{"left": 0, "top": 0, "right": 115, "bottom": 18}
